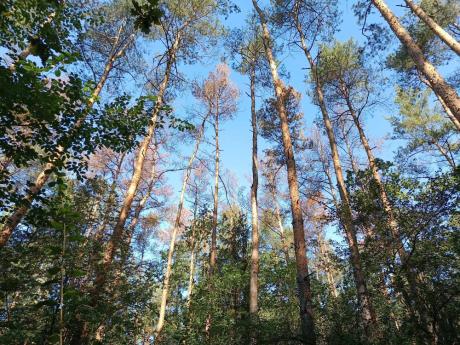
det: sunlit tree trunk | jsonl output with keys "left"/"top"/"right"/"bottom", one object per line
{"left": 69, "top": 32, "right": 183, "bottom": 345}
{"left": 371, "top": 0, "right": 460, "bottom": 126}
{"left": 94, "top": 152, "right": 127, "bottom": 243}
{"left": 0, "top": 32, "right": 134, "bottom": 248}
{"left": 296, "top": 21, "right": 377, "bottom": 337}
{"left": 186, "top": 192, "right": 199, "bottom": 309}
{"left": 123, "top": 143, "right": 159, "bottom": 260}
{"left": 252, "top": 2, "right": 316, "bottom": 343}
{"left": 153, "top": 113, "right": 209, "bottom": 342}
{"left": 404, "top": 0, "right": 460, "bottom": 56}
{"left": 210, "top": 106, "right": 219, "bottom": 273}
{"left": 343, "top": 84, "right": 438, "bottom": 344}
{"left": 249, "top": 63, "right": 259, "bottom": 344}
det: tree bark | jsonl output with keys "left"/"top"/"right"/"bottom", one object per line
{"left": 274, "top": 200, "right": 290, "bottom": 264}
{"left": 186, "top": 191, "right": 199, "bottom": 309}
{"left": 0, "top": 32, "right": 133, "bottom": 247}
{"left": 404, "top": 0, "right": 460, "bottom": 56}
{"left": 249, "top": 63, "right": 259, "bottom": 345}
{"left": 296, "top": 23, "right": 377, "bottom": 337}
{"left": 343, "top": 85, "right": 438, "bottom": 344}
{"left": 96, "top": 33, "right": 180, "bottom": 288}
{"left": 252, "top": 2, "right": 316, "bottom": 343}
{"left": 372, "top": 0, "right": 460, "bottom": 125}
{"left": 210, "top": 107, "right": 219, "bottom": 273}
{"left": 153, "top": 114, "right": 209, "bottom": 342}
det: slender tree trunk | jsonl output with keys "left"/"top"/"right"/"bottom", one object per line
{"left": 186, "top": 191, "right": 199, "bottom": 309}
{"left": 210, "top": 109, "right": 219, "bottom": 273}
{"left": 123, "top": 141, "right": 159, "bottom": 260}
{"left": 96, "top": 33, "right": 180, "bottom": 286}
{"left": 343, "top": 87, "right": 439, "bottom": 344}
{"left": 316, "top": 226, "right": 338, "bottom": 298}
{"left": 70, "top": 34, "right": 182, "bottom": 345}
{"left": 0, "top": 33, "right": 134, "bottom": 248}
{"left": 269, "top": 179, "right": 290, "bottom": 264}
{"left": 404, "top": 0, "right": 460, "bottom": 56}
{"left": 371, "top": 0, "right": 460, "bottom": 124}
{"left": 297, "top": 26, "right": 377, "bottom": 337}
{"left": 153, "top": 114, "right": 209, "bottom": 342}
{"left": 249, "top": 64, "right": 259, "bottom": 344}
{"left": 274, "top": 200, "right": 290, "bottom": 264}
{"left": 252, "top": 2, "right": 316, "bottom": 343}
{"left": 59, "top": 225, "right": 66, "bottom": 345}
{"left": 93, "top": 152, "right": 127, "bottom": 243}
{"left": 338, "top": 120, "right": 360, "bottom": 175}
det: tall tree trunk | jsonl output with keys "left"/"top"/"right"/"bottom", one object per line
{"left": 96, "top": 33, "right": 180, "bottom": 287}
{"left": 316, "top": 225, "right": 338, "bottom": 298}
{"left": 252, "top": 2, "right": 316, "bottom": 343}
{"left": 186, "top": 190, "right": 199, "bottom": 309}
{"left": 267, "top": 167, "right": 290, "bottom": 263}
{"left": 338, "top": 119, "right": 360, "bottom": 175}
{"left": 93, "top": 152, "right": 127, "bottom": 243}
{"left": 404, "top": 0, "right": 460, "bottom": 56}
{"left": 210, "top": 109, "right": 219, "bottom": 273}
{"left": 337, "top": 120, "right": 377, "bottom": 240}
{"left": 153, "top": 114, "right": 209, "bottom": 342}
{"left": 0, "top": 32, "right": 134, "bottom": 247}
{"left": 249, "top": 64, "right": 259, "bottom": 344}
{"left": 123, "top": 142, "right": 159, "bottom": 261}
{"left": 343, "top": 86, "right": 438, "bottom": 344}
{"left": 371, "top": 0, "right": 460, "bottom": 125}
{"left": 274, "top": 200, "right": 290, "bottom": 264}
{"left": 296, "top": 23, "right": 377, "bottom": 337}
{"left": 70, "top": 34, "right": 182, "bottom": 345}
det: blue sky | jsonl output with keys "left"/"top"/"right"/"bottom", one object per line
{"left": 167, "top": 0, "right": 400, "bottom": 200}
{"left": 146, "top": 0, "right": 458, "bottom": 251}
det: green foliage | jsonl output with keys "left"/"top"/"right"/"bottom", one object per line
{"left": 386, "top": 0, "right": 459, "bottom": 84}
{"left": 390, "top": 87, "right": 458, "bottom": 167}
{"left": 131, "top": 0, "right": 163, "bottom": 34}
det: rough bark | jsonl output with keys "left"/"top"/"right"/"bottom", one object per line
{"left": 96, "top": 33, "right": 180, "bottom": 288}
{"left": 404, "top": 0, "right": 460, "bottom": 56}
{"left": 153, "top": 113, "right": 209, "bottom": 342}
{"left": 296, "top": 25, "right": 377, "bottom": 336}
{"left": 343, "top": 86, "right": 439, "bottom": 344}
{"left": 252, "top": 1, "right": 316, "bottom": 343}
{"left": 0, "top": 32, "right": 133, "bottom": 247}
{"left": 249, "top": 64, "right": 259, "bottom": 344}
{"left": 69, "top": 33, "right": 182, "bottom": 345}
{"left": 372, "top": 0, "right": 460, "bottom": 125}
